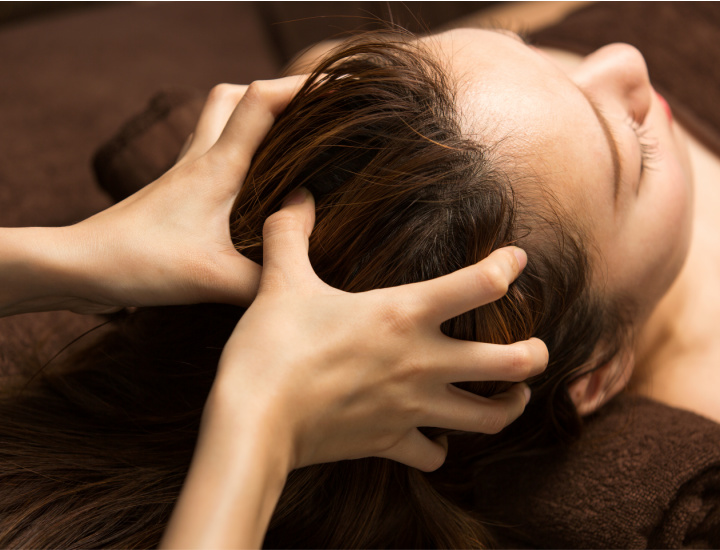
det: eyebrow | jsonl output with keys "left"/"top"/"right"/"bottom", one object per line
{"left": 577, "top": 88, "right": 622, "bottom": 201}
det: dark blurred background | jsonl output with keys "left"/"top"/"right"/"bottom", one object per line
{"left": 0, "top": 1, "right": 497, "bottom": 64}
{"left": 0, "top": 1, "right": 502, "bottom": 228}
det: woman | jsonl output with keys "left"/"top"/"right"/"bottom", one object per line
{"left": 0, "top": 26, "right": 704, "bottom": 548}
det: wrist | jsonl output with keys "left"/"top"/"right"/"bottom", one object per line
{"left": 0, "top": 226, "right": 84, "bottom": 316}
{"left": 162, "top": 374, "right": 292, "bottom": 549}
{"left": 206, "top": 371, "right": 296, "bottom": 474}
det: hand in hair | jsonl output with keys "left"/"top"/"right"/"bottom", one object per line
{"left": 0, "top": 76, "right": 307, "bottom": 318}
{"left": 223, "top": 186, "right": 547, "bottom": 469}
{"left": 162, "top": 187, "right": 548, "bottom": 549}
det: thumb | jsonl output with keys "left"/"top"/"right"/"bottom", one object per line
{"left": 260, "top": 187, "right": 317, "bottom": 291}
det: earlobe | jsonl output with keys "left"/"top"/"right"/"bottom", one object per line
{"left": 568, "top": 352, "right": 634, "bottom": 416}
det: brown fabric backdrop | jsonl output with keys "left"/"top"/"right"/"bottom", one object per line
{"left": 532, "top": 1, "right": 720, "bottom": 159}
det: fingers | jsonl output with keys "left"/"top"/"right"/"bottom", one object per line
{"left": 259, "top": 188, "right": 317, "bottom": 292}
{"left": 429, "top": 337, "right": 548, "bottom": 384}
{"left": 377, "top": 429, "right": 448, "bottom": 472}
{"left": 377, "top": 386, "right": 529, "bottom": 471}
{"left": 177, "top": 84, "right": 248, "bottom": 165}
{"left": 421, "top": 383, "right": 531, "bottom": 434}
{"left": 212, "top": 75, "right": 308, "bottom": 174}
{"left": 406, "top": 246, "right": 528, "bottom": 324}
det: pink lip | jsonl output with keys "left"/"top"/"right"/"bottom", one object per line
{"left": 656, "top": 91, "right": 673, "bottom": 123}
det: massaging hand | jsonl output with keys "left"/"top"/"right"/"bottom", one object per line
{"left": 164, "top": 186, "right": 548, "bottom": 549}
{"left": 213, "top": 188, "right": 549, "bottom": 472}
{"left": 55, "top": 77, "right": 305, "bottom": 314}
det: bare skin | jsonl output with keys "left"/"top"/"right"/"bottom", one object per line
{"left": 630, "top": 129, "right": 720, "bottom": 421}
{"left": 487, "top": 45, "right": 720, "bottom": 423}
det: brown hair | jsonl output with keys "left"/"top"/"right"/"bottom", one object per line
{"left": 0, "top": 35, "right": 627, "bottom": 547}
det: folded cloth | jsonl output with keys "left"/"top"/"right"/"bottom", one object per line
{"left": 473, "top": 394, "right": 720, "bottom": 549}
{"left": 93, "top": 90, "right": 204, "bottom": 202}
{"left": 531, "top": 1, "right": 720, "bottom": 159}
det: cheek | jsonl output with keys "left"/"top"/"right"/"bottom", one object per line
{"left": 602, "top": 155, "right": 692, "bottom": 321}
{"left": 650, "top": 154, "right": 693, "bottom": 257}
{"left": 648, "top": 116, "right": 695, "bottom": 264}
{"left": 631, "top": 157, "right": 693, "bottom": 307}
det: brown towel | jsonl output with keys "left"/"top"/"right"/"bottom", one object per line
{"left": 531, "top": 1, "right": 720, "bottom": 160}
{"left": 92, "top": 90, "right": 204, "bottom": 202}
{"left": 473, "top": 395, "right": 720, "bottom": 548}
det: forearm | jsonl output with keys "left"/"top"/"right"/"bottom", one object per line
{"left": 0, "top": 226, "right": 81, "bottom": 317}
{"left": 161, "top": 376, "right": 292, "bottom": 549}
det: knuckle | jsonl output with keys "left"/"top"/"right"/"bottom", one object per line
{"left": 208, "top": 83, "right": 237, "bottom": 102}
{"left": 263, "top": 209, "right": 300, "bottom": 238}
{"left": 397, "top": 392, "right": 424, "bottom": 420}
{"left": 389, "top": 357, "right": 424, "bottom": 389}
{"left": 244, "top": 80, "right": 271, "bottom": 106}
{"left": 478, "top": 410, "right": 508, "bottom": 435}
{"left": 375, "top": 300, "right": 416, "bottom": 337}
{"left": 476, "top": 263, "right": 509, "bottom": 299}
{"left": 606, "top": 43, "right": 645, "bottom": 66}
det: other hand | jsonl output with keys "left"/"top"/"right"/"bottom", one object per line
{"left": 213, "top": 188, "right": 548, "bottom": 473}
{"left": 59, "top": 77, "right": 305, "bottom": 314}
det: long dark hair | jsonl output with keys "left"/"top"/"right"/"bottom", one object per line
{"left": 0, "top": 35, "right": 628, "bottom": 548}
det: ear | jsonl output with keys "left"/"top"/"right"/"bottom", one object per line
{"left": 568, "top": 352, "right": 634, "bottom": 416}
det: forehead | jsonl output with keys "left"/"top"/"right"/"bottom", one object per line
{"left": 416, "top": 28, "right": 615, "bottom": 229}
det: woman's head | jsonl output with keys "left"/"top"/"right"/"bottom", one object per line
{"left": 227, "top": 31, "right": 668, "bottom": 546}
{"left": 232, "top": 28, "right": 693, "bottom": 420}
{"left": 422, "top": 28, "right": 694, "bottom": 410}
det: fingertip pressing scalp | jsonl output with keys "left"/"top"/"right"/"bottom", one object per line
{"left": 511, "top": 246, "right": 528, "bottom": 271}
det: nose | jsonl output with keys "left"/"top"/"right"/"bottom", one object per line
{"left": 572, "top": 43, "right": 653, "bottom": 122}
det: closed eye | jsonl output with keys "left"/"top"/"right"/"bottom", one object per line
{"left": 627, "top": 119, "right": 660, "bottom": 177}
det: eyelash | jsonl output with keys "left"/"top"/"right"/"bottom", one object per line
{"left": 628, "top": 118, "right": 660, "bottom": 175}
{"left": 517, "top": 30, "right": 532, "bottom": 44}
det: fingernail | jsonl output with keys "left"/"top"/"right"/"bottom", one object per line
{"left": 522, "top": 384, "right": 532, "bottom": 405}
{"left": 283, "top": 187, "right": 309, "bottom": 207}
{"left": 512, "top": 247, "right": 528, "bottom": 271}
